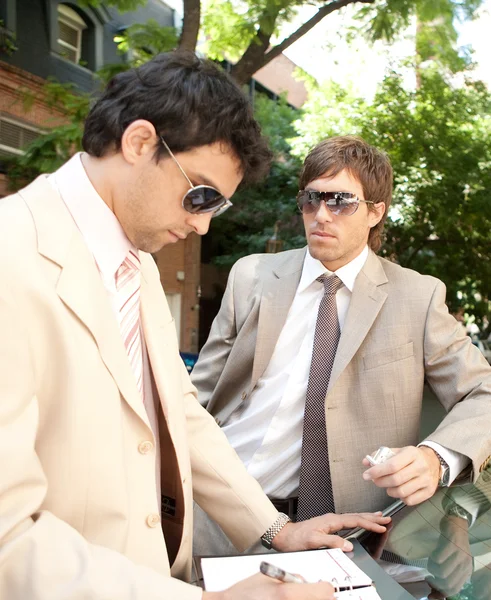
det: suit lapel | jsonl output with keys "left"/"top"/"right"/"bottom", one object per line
{"left": 20, "top": 176, "right": 151, "bottom": 429}
{"left": 328, "top": 251, "right": 388, "bottom": 391}
{"left": 250, "top": 249, "right": 306, "bottom": 389}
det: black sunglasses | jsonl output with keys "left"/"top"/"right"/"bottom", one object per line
{"left": 161, "top": 137, "right": 233, "bottom": 217}
{"left": 297, "top": 190, "right": 374, "bottom": 216}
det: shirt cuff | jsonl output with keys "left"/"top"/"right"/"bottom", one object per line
{"left": 418, "top": 441, "right": 470, "bottom": 486}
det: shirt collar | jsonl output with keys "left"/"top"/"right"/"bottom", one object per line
{"left": 51, "top": 152, "right": 136, "bottom": 279}
{"left": 298, "top": 245, "right": 369, "bottom": 294}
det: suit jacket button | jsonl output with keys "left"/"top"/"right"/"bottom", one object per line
{"left": 146, "top": 513, "right": 161, "bottom": 528}
{"left": 214, "top": 417, "right": 222, "bottom": 426}
{"left": 138, "top": 441, "right": 154, "bottom": 454}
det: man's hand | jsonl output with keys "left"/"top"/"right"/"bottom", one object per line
{"left": 203, "top": 573, "right": 335, "bottom": 600}
{"left": 362, "top": 446, "right": 440, "bottom": 505}
{"left": 271, "top": 512, "right": 391, "bottom": 553}
{"left": 426, "top": 515, "right": 473, "bottom": 598}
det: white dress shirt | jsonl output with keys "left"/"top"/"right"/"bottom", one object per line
{"left": 223, "top": 246, "right": 467, "bottom": 498}
{"left": 48, "top": 153, "right": 161, "bottom": 506}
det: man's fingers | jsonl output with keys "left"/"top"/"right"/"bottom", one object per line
{"left": 385, "top": 471, "right": 423, "bottom": 498}
{"left": 371, "top": 462, "right": 421, "bottom": 491}
{"left": 306, "top": 533, "right": 354, "bottom": 552}
{"left": 363, "top": 447, "right": 414, "bottom": 480}
{"left": 326, "top": 513, "right": 390, "bottom": 532}
{"left": 398, "top": 487, "right": 434, "bottom": 506}
{"left": 356, "top": 511, "right": 389, "bottom": 522}
{"left": 240, "top": 574, "right": 336, "bottom": 600}
{"left": 341, "top": 516, "right": 389, "bottom": 533}
{"left": 306, "top": 581, "right": 336, "bottom": 599}
{"left": 289, "top": 581, "right": 334, "bottom": 600}
{"left": 340, "top": 512, "right": 391, "bottom": 525}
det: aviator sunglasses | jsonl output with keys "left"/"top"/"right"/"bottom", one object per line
{"left": 297, "top": 190, "right": 374, "bottom": 216}
{"left": 161, "top": 137, "right": 233, "bottom": 217}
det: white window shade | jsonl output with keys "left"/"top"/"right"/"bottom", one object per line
{"left": 0, "top": 117, "right": 41, "bottom": 158}
{"left": 57, "top": 4, "right": 87, "bottom": 64}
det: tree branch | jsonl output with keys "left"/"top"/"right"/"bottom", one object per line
{"left": 264, "top": 0, "right": 375, "bottom": 64}
{"left": 230, "top": 28, "right": 273, "bottom": 84}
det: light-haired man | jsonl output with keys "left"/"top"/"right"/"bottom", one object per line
{"left": 193, "top": 135, "right": 491, "bottom": 556}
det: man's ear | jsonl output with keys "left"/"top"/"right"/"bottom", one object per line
{"left": 120, "top": 120, "right": 157, "bottom": 164}
{"left": 369, "top": 202, "right": 386, "bottom": 228}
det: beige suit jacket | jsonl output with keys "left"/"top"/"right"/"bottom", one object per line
{"left": 0, "top": 177, "right": 278, "bottom": 600}
{"left": 192, "top": 248, "right": 491, "bottom": 514}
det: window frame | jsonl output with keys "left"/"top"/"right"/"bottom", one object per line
{"left": 57, "top": 4, "right": 87, "bottom": 65}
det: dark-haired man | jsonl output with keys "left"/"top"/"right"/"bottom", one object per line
{"left": 0, "top": 56, "right": 388, "bottom": 600}
{"left": 193, "top": 135, "right": 491, "bottom": 556}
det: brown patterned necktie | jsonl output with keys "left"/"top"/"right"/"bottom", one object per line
{"left": 297, "top": 274, "right": 344, "bottom": 521}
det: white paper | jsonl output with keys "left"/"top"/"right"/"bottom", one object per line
{"left": 336, "top": 588, "right": 381, "bottom": 599}
{"left": 201, "top": 548, "right": 375, "bottom": 592}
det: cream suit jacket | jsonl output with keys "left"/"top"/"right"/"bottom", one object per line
{"left": 0, "top": 177, "right": 278, "bottom": 600}
{"left": 192, "top": 248, "right": 491, "bottom": 514}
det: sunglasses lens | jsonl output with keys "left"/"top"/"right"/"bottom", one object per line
{"left": 297, "top": 191, "right": 318, "bottom": 214}
{"left": 183, "top": 186, "right": 226, "bottom": 214}
{"left": 327, "top": 193, "right": 359, "bottom": 216}
{"left": 297, "top": 191, "right": 359, "bottom": 216}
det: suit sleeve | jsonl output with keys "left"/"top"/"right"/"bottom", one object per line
{"left": 422, "top": 280, "right": 491, "bottom": 482}
{"left": 0, "top": 281, "right": 201, "bottom": 600}
{"left": 191, "top": 261, "right": 239, "bottom": 407}
{"left": 182, "top": 364, "right": 278, "bottom": 551}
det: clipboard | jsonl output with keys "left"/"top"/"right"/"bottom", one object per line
{"left": 195, "top": 547, "right": 379, "bottom": 595}
{"left": 193, "top": 541, "right": 414, "bottom": 599}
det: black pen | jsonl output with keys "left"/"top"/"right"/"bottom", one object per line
{"left": 260, "top": 561, "right": 305, "bottom": 584}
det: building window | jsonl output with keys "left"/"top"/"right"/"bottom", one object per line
{"left": 0, "top": 116, "right": 41, "bottom": 159}
{"left": 57, "top": 4, "right": 87, "bottom": 64}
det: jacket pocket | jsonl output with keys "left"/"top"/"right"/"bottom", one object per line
{"left": 363, "top": 341, "right": 414, "bottom": 371}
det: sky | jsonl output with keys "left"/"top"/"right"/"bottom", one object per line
{"left": 281, "top": 1, "right": 491, "bottom": 99}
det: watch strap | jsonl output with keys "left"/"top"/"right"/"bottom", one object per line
{"left": 421, "top": 445, "right": 450, "bottom": 487}
{"left": 260, "top": 512, "right": 291, "bottom": 549}
{"left": 435, "top": 451, "right": 450, "bottom": 487}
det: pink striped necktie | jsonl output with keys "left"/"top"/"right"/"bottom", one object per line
{"left": 115, "top": 249, "right": 143, "bottom": 399}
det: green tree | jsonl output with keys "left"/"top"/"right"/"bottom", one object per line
{"left": 361, "top": 69, "right": 491, "bottom": 326}
{"left": 199, "top": 0, "right": 484, "bottom": 85}
{"left": 56, "top": 0, "right": 488, "bottom": 86}
{"left": 7, "top": 0, "right": 485, "bottom": 183}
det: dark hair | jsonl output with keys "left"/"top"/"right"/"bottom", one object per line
{"left": 299, "top": 136, "right": 393, "bottom": 252}
{"left": 82, "top": 51, "right": 272, "bottom": 184}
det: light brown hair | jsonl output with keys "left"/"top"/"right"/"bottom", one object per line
{"left": 299, "top": 136, "right": 393, "bottom": 252}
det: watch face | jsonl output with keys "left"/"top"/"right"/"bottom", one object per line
{"left": 440, "top": 464, "right": 450, "bottom": 486}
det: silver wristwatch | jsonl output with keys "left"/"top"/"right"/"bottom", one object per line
{"left": 434, "top": 451, "right": 450, "bottom": 487}
{"left": 260, "top": 512, "right": 291, "bottom": 549}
